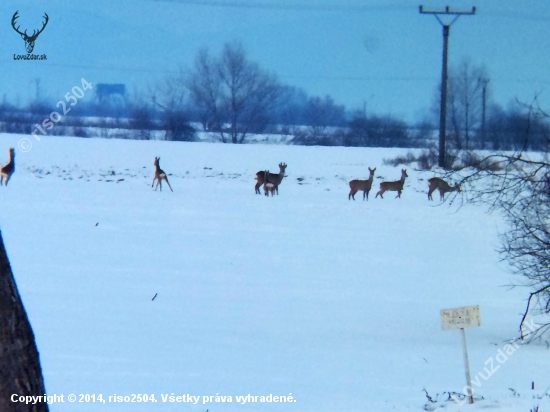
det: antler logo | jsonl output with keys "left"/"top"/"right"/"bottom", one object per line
{"left": 11, "top": 11, "right": 49, "bottom": 53}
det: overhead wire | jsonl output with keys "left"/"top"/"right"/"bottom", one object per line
{"left": 146, "top": 0, "right": 410, "bottom": 12}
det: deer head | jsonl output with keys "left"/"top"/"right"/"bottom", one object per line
{"left": 12, "top": 11, "right": 49, "bottom": 53}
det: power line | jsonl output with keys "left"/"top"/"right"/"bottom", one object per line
{"left": 488, "top": 11, "right": 550, "bottom": 23}
{"left": 146, "top": 0, "right": 409, "bottom": 12}
{"left": 0, "top": 59, "right": 177, "bottom": 75}
{"left": 2, "top": 59, "right": 548, "bottom": 86}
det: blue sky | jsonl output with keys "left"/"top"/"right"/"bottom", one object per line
{"left": 1, "top": 0, "right": 548, "bottom": 122}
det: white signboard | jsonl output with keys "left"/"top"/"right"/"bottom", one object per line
{"left": 441, "top": 305, "right": 481, "bottom": 331}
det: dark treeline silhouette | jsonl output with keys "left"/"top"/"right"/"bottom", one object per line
{"left": 430, "top": 59, "right": 550, "bottom": 154}
{"left": 0, "top": 46, "right": 547, "bottom": 151}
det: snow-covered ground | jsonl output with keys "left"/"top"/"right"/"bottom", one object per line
{"left": 0, "top": 133, "right": 548, "bottom": 412}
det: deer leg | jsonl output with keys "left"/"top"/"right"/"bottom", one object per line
{"left": 396, "top": 190, "right": 401, "bottom": 198}
{"left": 375, "top": 190, "right": 383, "bottom": 199}
{"left": 4, "top": 175, "right": 11, "bottom": 186}
{"left": 349, "top": 190, "right": 356, "bottom": 200}
{"left": 0, "top": 175, "right": 4, "bottom": 186}
{"left": 254, "top": 180, "right": 263, "bottom": 194}
{"left": 152, "top": 176, "right": 156, "bottom": 188}
{"left": 164, "top": 177, "right": 173, "bottom": 192}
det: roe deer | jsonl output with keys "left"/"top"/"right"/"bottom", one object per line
{"left": 375, "top": 169, "right": 408, "bottom": 199}
{"left": 0, "top": 148, "right": 15, "bottom": 186}
{"left": 263, "top": 170, "right": 276, "bottom": 197}
{"left": 152, "top": 157, "right": 173, "bottom": 192}
{"left": 255, "top": 163, "right": 287, "bottom": 195}
{"left": 349, "top": 167, "right": 376, "bottom": 200}
{"left": 427, "top": 177, "right": 460, "bottom": 200}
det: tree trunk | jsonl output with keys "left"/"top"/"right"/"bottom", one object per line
{"left": 0, "top": 231, "right": 49, "bottom": 412}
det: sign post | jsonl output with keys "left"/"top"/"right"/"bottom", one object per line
{"left": 440, "top": 305, "right": 481, "bottom": 405}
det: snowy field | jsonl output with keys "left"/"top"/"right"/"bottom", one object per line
{"left": 0, "top": 133, "right": 548, "bottom": 412}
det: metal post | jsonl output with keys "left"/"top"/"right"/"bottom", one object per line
{"left": 460, "top": 328, "right": 474, "bottom": 404}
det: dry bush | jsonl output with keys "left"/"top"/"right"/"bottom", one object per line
{"left": 459, "top": 151, "right": 505, "bottom": 171}
{"left": 382, "top": 147, "right": 438, "bottom": 170}
{"left": 382, "top": 151, "right": 416, "bottom": 167}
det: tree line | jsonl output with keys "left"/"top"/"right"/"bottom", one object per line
{"left": 0, "top": 43, "right": 548, "bottom": 152}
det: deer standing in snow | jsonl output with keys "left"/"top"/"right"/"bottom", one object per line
{"left": 348, "top": 167, "right": 376, "bottom": 200}
{"left": 152, "top": 157, "right": 173, "bottom": 192}
{"left": 255, "top": 163, "right": 287, "bottom": 195}
{"left": 375, "top": 169, "right": 408, "bottom": 199}
{"left": 263, "top": 170, "right": 276, "bottom": 197}
{"left": 0, "top": 148, "right": 15, "bottom": 186}
{"left": 427, "top": 177, "right": 460, "bottom": 200}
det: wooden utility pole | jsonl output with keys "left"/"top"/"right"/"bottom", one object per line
{"left": 0, "top": 231, "right": 49, "bottom": 412}
{"left": 419, "top": 5, "right": 476, "bottom": 168}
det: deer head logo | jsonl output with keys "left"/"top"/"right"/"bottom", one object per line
{"left": 11, "top": 11, "right": 49, "bottom": 53}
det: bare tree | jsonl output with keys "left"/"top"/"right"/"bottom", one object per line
{"left": 0, "top": 232, "right": 49, "bottom": 412}
{"left": 449, "top": 60, "right": 488, "bottom": 150}
{"left": 129, "top": 90, "right": 154, "bottom": 140}
{"left": 444, "top": 100, "right": 550, "bottom": 341}
{"left": 187, "top": 48, "right": 222, "bottom": 133}
{"left": 187, "top": 42, "right": 281, "bottom": 143}
{"left": 431, "top": 59, "right": 489, "bottom": 163}
{"left": 447, "top": 59, "right": 489, "bottom": 151}
{"left": 306, "top": 95, "right": 346, "bottom": 134}
{"left": 152, "top": 69, "right": 195, "bottom": 142}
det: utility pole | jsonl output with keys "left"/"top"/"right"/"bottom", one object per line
{"left": 419, "top": 5, "right": 476, "bottom": 168}
{"left": 480, "top": 78, "right": 489, "bottom": 149}
{"left": 34, "top": 78, "right": 41, "bottom": 102}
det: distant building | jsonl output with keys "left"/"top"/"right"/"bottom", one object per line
{"left": 95, "top": 84, "right": 126, "bottom": 104}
